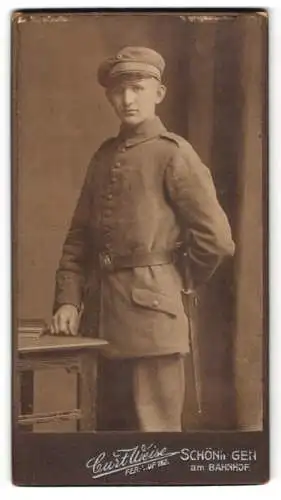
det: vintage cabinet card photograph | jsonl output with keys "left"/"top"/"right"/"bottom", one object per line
{"left": 12, "top": 9, "right": 268, "bottom": 486}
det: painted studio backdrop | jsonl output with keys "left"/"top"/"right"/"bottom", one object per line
{"left": 14, "top": 13, "right": 265, "bottom": 432}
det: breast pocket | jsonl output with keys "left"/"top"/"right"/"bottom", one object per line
{"left": 131, "top": 288, "right": 178, "bottom": 318}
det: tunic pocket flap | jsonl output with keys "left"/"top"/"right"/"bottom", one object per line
{"left": 131, "top": 288, "right": 178, "bottom": 317}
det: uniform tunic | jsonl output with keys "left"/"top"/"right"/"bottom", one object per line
{"left": 54, "top": 116, "right": 235, "bottom": 358}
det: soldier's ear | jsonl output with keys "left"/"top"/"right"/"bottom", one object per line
{"left": 156, "top": 84, "right": 166, "bottom": 104}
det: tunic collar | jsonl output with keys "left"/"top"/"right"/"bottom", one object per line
{"left": 117, "top": 116, "right": 167, "bottom": 148}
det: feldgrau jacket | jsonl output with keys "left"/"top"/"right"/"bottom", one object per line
{"left": 54, "top": 116, "right": 235, "bottom": 358}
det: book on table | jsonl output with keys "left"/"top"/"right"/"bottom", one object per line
{"left": 18, "top": 319, "right": 48, "bottom": 339}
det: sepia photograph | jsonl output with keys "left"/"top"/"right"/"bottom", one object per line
{"left": 12, "top": 9, "right": 268, "bottom": 485}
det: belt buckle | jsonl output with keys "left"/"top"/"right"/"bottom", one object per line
{"left": 99, "top": 252, "right": 114, "bottom": 272}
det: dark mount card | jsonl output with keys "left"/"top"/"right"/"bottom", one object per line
{"left": 12, "top": 9, "right": 268, "bottom": 486}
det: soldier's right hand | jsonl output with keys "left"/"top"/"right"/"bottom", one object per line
{"left": 50, "top": 304, "right": 79, "bottom": 336}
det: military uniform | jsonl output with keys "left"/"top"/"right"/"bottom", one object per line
{"left": 54, "top": 47, "right": 235, "bottom": 431}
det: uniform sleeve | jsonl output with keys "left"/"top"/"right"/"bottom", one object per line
{"left": 53, "top": 157, "right": 95, "bottom": 312}
{"left": 164, "top": 145, "right": 235, "bottom": 288}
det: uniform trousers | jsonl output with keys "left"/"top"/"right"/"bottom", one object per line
{"left": 97, "top": 353, "right": 186, "bottom": 432}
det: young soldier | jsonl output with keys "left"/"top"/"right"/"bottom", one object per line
{"left": 51, "top": 46, "right": 235, "bottom": 431}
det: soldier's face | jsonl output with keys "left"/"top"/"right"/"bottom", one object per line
{"left": 106, "top": 77, "right": 166, "bottom": 126}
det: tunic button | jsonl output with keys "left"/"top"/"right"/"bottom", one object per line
{"left": 115, "top": 162, "right": 121, "bottom": 168}
{"left": 107, "top": 193, "right": 113, "bottom": 200}
{"left": 152, "top": 300, "right": 159, "bottom": 308}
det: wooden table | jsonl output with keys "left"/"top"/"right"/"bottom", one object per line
{"left": 16, "top": 334, "right": 108, "bottom": 432}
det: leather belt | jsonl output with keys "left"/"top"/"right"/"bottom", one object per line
{"left": 98, "top": 250, "right": 174, "bottom": 272}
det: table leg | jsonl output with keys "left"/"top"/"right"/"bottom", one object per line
{"left": 77, "top": 352, "right": 98, "bottom": 431}
{"left": 14, "top": 370, "right": 21, "bottom": 430}
{"left": 20, "top": 370, "right": 34, "bottom": 432}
